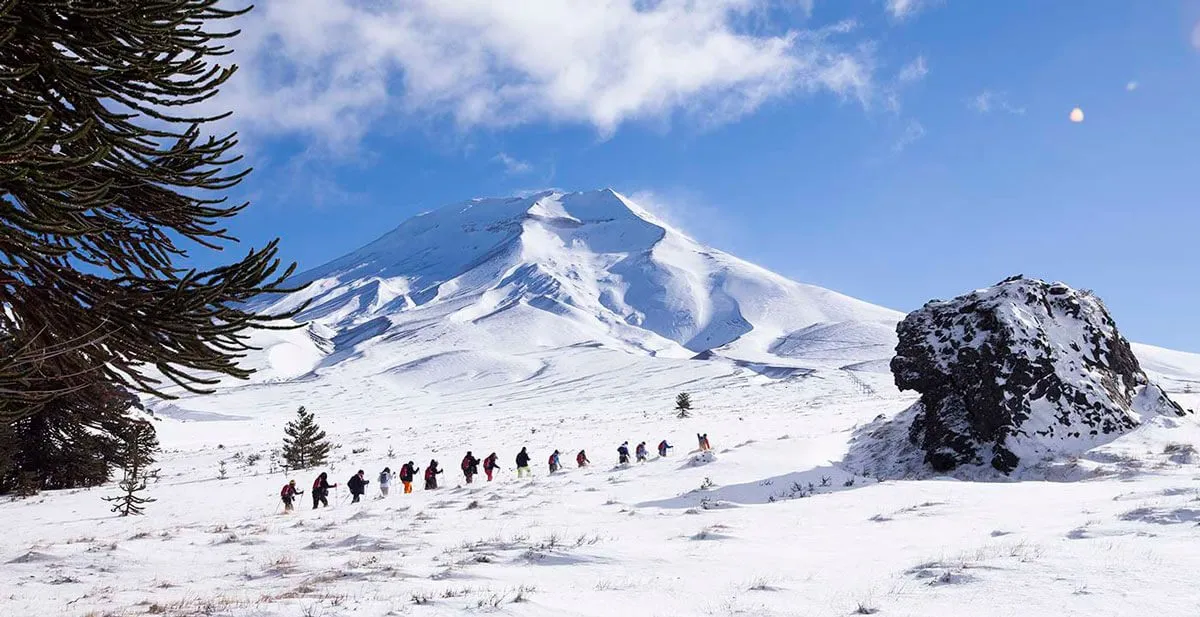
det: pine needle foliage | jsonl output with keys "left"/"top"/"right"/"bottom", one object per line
{"left": 0, "top": 0, "right": 308, "bottom": 424}
{"left": 281, "top": 406, "right": 330, "bottom": 470}
{"left": 103, "top": 420, "right": 159, "bottom": 516}
{"left": 675, "top": 392, "right": 692, "bottom": 418}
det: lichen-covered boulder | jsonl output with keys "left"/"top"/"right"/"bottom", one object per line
{"left": 890, "top": 276, "right": 1185, "bottom": 473}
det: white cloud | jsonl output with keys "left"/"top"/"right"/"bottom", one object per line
{"left": 1126, "top": 81, "right": 1138, "bottom": 92}
{"left": 885, "top": 0, "right": 935, "bottom": 21}
{"left": 969, "top": 90, "right": 1025, "bottom": 115}
{"left": 493, "top": 153, "right": 533, "bottom": 175}
{"left": 892, "top": 119, "right": 925, "bottom": 152}
{"left": 210, "top": 0, "right": 878, "bottom": 144}
{"left": 898, "top": 55, "right": 928, "bottom": 83}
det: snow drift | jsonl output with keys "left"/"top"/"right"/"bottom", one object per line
{"left": 849, "top": 276, "right": 1187, "bottom": 476}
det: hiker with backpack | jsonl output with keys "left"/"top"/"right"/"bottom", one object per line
{"left": 462, "top": 452, "right": 480, "bottom": 484}
{"left": 576, "top": 449, "right": 590, "bottom": 467}
{"left": 617, "top": 441, "right": 631, "bottom": 465}
{"left": 425, "top": 459, "right": 443, "bottom": 490}
{"left": 516, "top": 447, "right": 532, "bottom": 479}
{"left": 636, "top": 442, "right": 649, "bottom": 463}
{"left": 378, "top": 467, "right": 394, "bottom": 497}
{"left": 347, "top": 470, "right": 369, "bottom": 503}
{"left": 398, "top": 461, "right": 419, "bottom": 494}
{"left": 548, "top": 450, "right": 562, "bottom": 474}
{"left": 312, "top": 472, "right": 336, "bottom": 509}
{"left": 658, "top": 440, "right": 673, "bottom": 457}
{"left": 280, "top": 479, "right": 303, "bottom": 513}
{"left": 483, "top": 453, "right": 500, "bottom": 482}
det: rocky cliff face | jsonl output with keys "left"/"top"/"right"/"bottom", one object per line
{"left": 889, "top": 276, "right": 1185, "bottom": 473}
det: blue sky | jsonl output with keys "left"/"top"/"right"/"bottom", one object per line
{"left": 203, "top": 0, "right": 1200, "bottom": 351}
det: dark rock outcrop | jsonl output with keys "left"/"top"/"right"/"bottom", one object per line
{"left": 889, "top": 276, "right": 1185, "bottom": 474}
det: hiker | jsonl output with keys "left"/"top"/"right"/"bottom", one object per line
{"left": 576, "top": 449, "right": 590, "bottom": 467}
{"left": 658, "top": 439, "right": 673, "bottom": 457}
{"left": 698, "top": 433, "right": 712, "bottom": 452}
{"left": 636, "top": 442, "right": 648, "bottom": 463}
{"left": 462, "top": 451, "right": 480, "bottom": 484}
{"left": 425, "top": 459, "right": 443, "bottom": 490}
{"left": 311, "top": 472, "right": 336, "bottom": 509}
{"left": 483, "top": 452, "right": 500, "bottom": 482}
{"left": 617, "top": 441, "right": 631, "bottom": 465}
{"left": 516, "top": 447, "right": 532, "bottom": 479}
{"left": 548, "top": 450, "right": 562, "bottom": 474}
{"left": 398, "top": 461, "right": 419, "bottom": 494}
{"left": 378, "top": 467, "right": 393, "bottom": 497}
{"left": 347, "top": 470, "right": 369, "bottom": 504}
{"left": 280, "top": 479, "right": 303, "bottom": 513}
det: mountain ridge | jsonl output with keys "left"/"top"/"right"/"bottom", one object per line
{"left": 254, "top": 189, "right": 903, "bottom": 372}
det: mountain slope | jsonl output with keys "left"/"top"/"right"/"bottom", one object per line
{"left": 254, "top": 189, "right": 903, "bottom": 382}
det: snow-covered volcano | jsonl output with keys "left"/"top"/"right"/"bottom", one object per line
{"left": 255, "top": 189, "right": 901, "bottom": 380}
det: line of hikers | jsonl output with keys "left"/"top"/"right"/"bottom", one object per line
{"left": 280, "top": 433, "right": 714, "bottom": 512}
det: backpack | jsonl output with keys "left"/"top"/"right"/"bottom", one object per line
{"left": 281, "top": 484, "right": 290, "bottom": 497}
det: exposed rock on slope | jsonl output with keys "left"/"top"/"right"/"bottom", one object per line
{"left": 855, "top": 276, "right": 1186, "bottom": 475}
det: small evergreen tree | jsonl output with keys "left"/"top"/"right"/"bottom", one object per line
{"left": 217, "top": 460, "right": 227, "bottom": 480}
{"left": 103, "top": 421, "right": 158, "bottom": 516}
{"left": 675, "top": 392, "right": 693, "bottom": 418}
{"left": 281, "top": 406, "right": 330, "bottom": 470}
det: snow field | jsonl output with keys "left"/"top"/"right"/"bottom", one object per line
{"left": 7, "top": 352, "right": 1200, "bottom": 617}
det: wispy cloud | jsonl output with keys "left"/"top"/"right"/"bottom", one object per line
{"left": 898, "top": 55, "right": 928, "bottom": 84}
{"left": 1126, "top": 81, "right": 1139, "bottom": 92}
{"left": 969, "top": 90, "right": 1025, "bottom": 115}
{"left": 493, "top": 152, "right": 533, "bottom": 175}
{"left": 211, "top": 0, "right": 880, "bottom": 147}
{"left": 892, "top": 119, "right": 925, "bottom": 152}
{"left": 885, "top": 0, "right": 937, "bottom": 21}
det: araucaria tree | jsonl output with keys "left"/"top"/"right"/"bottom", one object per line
{"left": 0, "top": 2, "right": 306, "bottom": 493}
{"left": 0, "top": 380, "right": 143, "bottom": 494}
{"left": 281, "top": 407, "right": 330, "bottom": 470}
{"left": 103, "top": 421, "right": 159, "bottom": 516}
{"left": 675, "top": 392, "right": 693, "bottom": 418}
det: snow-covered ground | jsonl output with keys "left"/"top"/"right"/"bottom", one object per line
{"left": 7, "top": 190, "right": 1200, "bottom": 616}
{"left": 6, "top": 345, "right": 1200, "bottom": 617}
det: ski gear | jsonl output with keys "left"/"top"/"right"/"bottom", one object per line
{"left": 617, "top": 442, "right": 631, "bottom": 465}
{"left": 348, "top": 470, "right": 369, "bottom": 503}
{"left": 312, "top": 473, "right": 335, "bottom": 509}
{"left": 549, "top": 450, "right": 562, "bottom": 473}
{"left": 483, "top": 453, "right": 499, "bottom": 482}
{"left": 516, "top": 447, "right": 531, "bottom": 478}
{"left": 424, "top": 460, "right": 443, "bottom": 490}
{"left": 281, "top": 480, "right": 303, "bottom": 513}
{"left": 658, "top": 440, "right": 672, "bottom": 457}
{"left": 462, "top": 452, "right": 480, "bottom": 484}
{"left": 636, "top": 442, "right": 648, "bottom": 462}
{"left": 576, "top": 450, "right": 590, "bottom": 467}
{"left": 399, "top": 462, "right": 418, "bottom": 493}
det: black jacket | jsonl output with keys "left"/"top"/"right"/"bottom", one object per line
{"left": 312, "top": 475, "right": 332, "bottom": 498}
{"left": 515, "top": 450, "right": 530, "bottom": 467}
{"left": 462, "top": 455, "right": 480, "bottom": 474}
{"left": 347, "top": 474, "right": 368, "bottom": 495}
{"left": 399, "top": 464, "right": 417, "bottom": 483}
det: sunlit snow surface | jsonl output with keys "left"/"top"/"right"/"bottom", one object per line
{"left": 6, "top": 191, "right": 1200, "bottom": 616}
